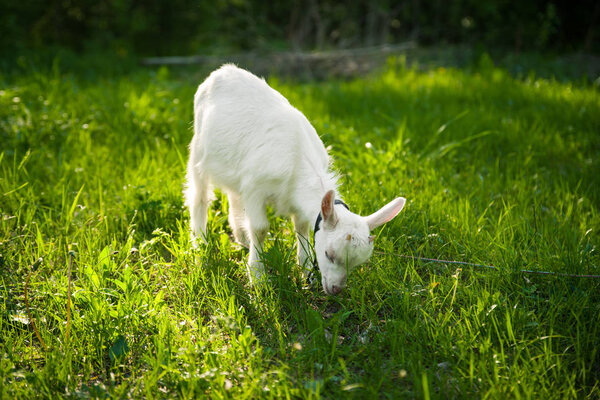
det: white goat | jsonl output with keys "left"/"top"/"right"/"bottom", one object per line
{"left": 185, "top": 64, "right": 405, "bottom": 295}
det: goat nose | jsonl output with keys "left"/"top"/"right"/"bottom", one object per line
{"left": 331, "top": 285, "right": 342, "bottom": 295}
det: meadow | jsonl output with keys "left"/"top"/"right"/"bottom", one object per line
{"left": 1, "top": 54, "right": 599, "bottom": 398}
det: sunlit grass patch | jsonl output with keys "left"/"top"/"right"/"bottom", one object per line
{"left": 1, "top": 56, "right": 599, "bottom": 398}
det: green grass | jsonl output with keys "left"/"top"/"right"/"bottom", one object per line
{"left": 1, "top": 55, "right": 599, "bottom": 399}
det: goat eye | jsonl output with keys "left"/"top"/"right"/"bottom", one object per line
{"left": 325, "top": 250, "right": 335, "bottom": 263}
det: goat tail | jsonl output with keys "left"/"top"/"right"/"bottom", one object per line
{"left": 183, "top": 163, "right": 198, "bottom": 210}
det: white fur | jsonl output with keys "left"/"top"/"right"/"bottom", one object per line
{"left": 185, "top": 64, "right": 406, "bottom": 294}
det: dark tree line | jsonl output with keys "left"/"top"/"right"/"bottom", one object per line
{"left": 1, "top": 0, "right": 598, "bottom": 55}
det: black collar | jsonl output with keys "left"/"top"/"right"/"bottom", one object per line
{"left": 309, "top": 199, "right": 349, "bottom": 282}
{"left": 313, "top": 199, "right": 349, "bottom": 238}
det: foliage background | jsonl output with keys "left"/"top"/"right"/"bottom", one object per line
{"left": 1, "top": 0, "right": 599, "bottom": 56}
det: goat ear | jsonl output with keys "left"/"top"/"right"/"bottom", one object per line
{"left": 365, "top": 197, "right": 406, "bottom": 230}
{"left": 321, "top": 190, "right": 338, "bottom": 228}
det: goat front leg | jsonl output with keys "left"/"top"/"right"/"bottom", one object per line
{"left": 293, "top": 216, "right": 312, "bottom": 272}
{"left": 246, "top": 204, "right": 269, "bottom": 286}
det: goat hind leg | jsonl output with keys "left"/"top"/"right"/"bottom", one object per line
{"left": 227, "top": 191, "right": 249, "bottom": 248}
{"left": 185, "top": 170, "right": 213, "bottom": 246}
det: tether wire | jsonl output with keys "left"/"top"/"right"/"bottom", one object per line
{"left": 375, "top": 252, "right": 600, "bottom": 279}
